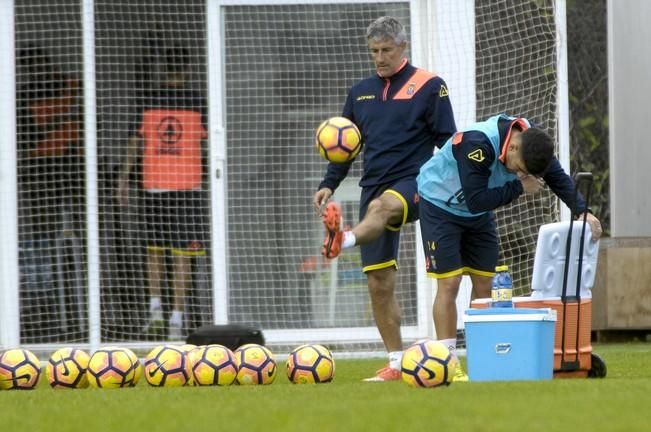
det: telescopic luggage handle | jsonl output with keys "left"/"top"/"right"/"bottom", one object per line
{"left": 561, "top": 171, "right": 594, "bottom": 300}
{"left": 559, "top": 171, "right": 593, "bottom": 371}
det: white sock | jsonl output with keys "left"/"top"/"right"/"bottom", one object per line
{"left": 170, "top": 310, "right": 183, "bottom": 327}
{"left": 149, "top": 296, "right": 162, "bottom": 312}
{"left": 439, "top": 338, "right": 458, "bottom": 359}
{"left": 342, "top": 231, "right": 356, "bottom": 249}
{"left": 389, "top": 351, "right": 403, "bottom": 370}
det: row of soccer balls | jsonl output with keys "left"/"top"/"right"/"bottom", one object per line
{"left": 0, "top": 339, "right": 457, "bottom": 390}
{"left": 0, "top": 343, "right": 335, "bottom": 390}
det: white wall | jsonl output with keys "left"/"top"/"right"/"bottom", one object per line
{"left": 608, "top": 0, "right": 651, "bottom": 236}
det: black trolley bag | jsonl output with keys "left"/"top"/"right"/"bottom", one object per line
{"left": 556, "top": 172, "right": 606, "bottom": 378}
{"left": 186, "top": 323, "right": 265, "bottom": 351}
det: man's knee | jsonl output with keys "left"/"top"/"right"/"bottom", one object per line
{"left": 436, "top": 276, "right": 462, "bottom": 300}
{"left": 367, "top": 269, "right": 395, "bottom": 299}
{"left": 368, "top": 194, "right": 403, "bottom": 225}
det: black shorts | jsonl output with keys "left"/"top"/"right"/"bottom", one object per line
{"left": 419, "top": 198, "right": 498, "bottom": 278}
{"left": 359, "top": 178, "right": 419, "bottom": 272}
{"left": 140, "top": 190, "right": 207, "bottom": 256}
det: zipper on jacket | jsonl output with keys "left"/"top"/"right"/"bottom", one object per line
{"left": 382, "top": 78, "right": 390, "bottom": 101}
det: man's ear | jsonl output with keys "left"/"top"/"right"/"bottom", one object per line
{"left": 508, "top": 134, "right": 521, "bottom": 153}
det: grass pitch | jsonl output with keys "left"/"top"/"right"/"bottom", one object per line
{"left": 2, "top": 343, "right": 650, "bottom": 432}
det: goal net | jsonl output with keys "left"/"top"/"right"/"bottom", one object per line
{"left": 6, "top": 0, "right": 563, "bottom": 355}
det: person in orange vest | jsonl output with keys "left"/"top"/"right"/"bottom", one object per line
{"left": 117, "top": 45, "right": 208, "bottom": 340}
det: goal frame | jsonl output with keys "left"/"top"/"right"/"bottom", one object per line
{"left": 0, "top": 0, "right": 569, "bottom": 354}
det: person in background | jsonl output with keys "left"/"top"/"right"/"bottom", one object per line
{"left": 17, "top": 44, "right": 83, "bottom": 242}
{"left": 117, "top": 44, "right": 208, "bottom": 340}
{"left": 312, "top": 16, "right": 457, "bottom": 381}
{"left": 417, "top": 113, "right": 602, "bottom": 380}
{"left": 16, "top": 44, "right": 84, "bottom": 341}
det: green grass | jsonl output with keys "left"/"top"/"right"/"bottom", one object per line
{"left": 2, "top": 343, "right": 650, "bottom": 432}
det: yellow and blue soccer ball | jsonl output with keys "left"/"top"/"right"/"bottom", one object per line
{"left": 315, "top": 116, "right": 362, "bottom": 164}
{"left": 234, "top": 344, "right": 276, "bottom": 385}
{"left": 121, "top": 347, "right": 142, "bottom": 387}
{"left": 286, "top": 344, "right": 335, "bottom": 384}
{"left": 0, "top": 349, "right": 41, "bottom": 390}
{"left": 179, "top": 344, "right": 199, "bottom": 385}
{"left": 401, "top": 339, "right": 457, "bottom": 388}
{"left": 192, "top": 344, "right": 238, "bottom": 386}
{"left": 86, "top": 347, "right": 137, "bottom": 389}
{"left": 46, "top": 347, "right": 90, "bottom": 389}
{"left": 144, "top": 345, "right": 191, "bottom": 387}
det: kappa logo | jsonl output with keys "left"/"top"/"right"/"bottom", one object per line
{"left": 467, "top": 149, "right": 485, "bottom": 162}
{"left": 439, "top": 85, "right": 449, "bottom": 98}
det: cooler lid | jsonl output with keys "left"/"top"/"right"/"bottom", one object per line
{"left": 463, "top": 307, "right": 557, "bottom": 322}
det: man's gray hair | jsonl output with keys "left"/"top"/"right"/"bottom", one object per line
{"left": 365, "top": 16, "right": 407, "bottom": 45}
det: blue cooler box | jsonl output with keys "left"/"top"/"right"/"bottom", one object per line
{"left": 463, "top": 307, "right": 557, "bottom": 381}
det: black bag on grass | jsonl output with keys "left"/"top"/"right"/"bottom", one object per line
{"left": 186, "top": 324, "right": 265, "bottom": 351}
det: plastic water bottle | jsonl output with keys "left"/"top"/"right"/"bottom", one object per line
{"left": 491, "top": 265, "right": 513, "bottom": 307}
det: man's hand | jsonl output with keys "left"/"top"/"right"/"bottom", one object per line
{"left": 312, "top": 187, "right": 333, "bottom": 215}
{"left": 520, "top": 175, "right": 545, "bottom": 194}
{"left": 577, "top": 212, "right": 603, "bottom": 241}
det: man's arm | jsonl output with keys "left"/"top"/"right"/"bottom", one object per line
{"left": 542, "top": 159, "right": 602, "bottom": 240}
{"left": 116, "top": 135, "right": 140, "bottom": 207}
{"left": 542, "top": 158, "right": 587, "bottom": 214}
{"left": 427, "top": 77, "right": 457, "bottom": 149}
{"left": 454, "top": 132, "right": 523, "bottom": 214}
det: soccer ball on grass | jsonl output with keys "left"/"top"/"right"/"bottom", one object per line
{"left": 192, "top": 344, "right": 238, "bottom": 386}
{"left": 286, "top": 344, "right": 335, "bottom": 384}
{"left": 179, "top": 344, "right": 199, "bottom": 385}
{"left": 234, "top": 344, "right": 277, "bottom": 385}
{"left": 144, "top": 345, "right": 192, "bottom": 387}
{"left": 86, "top": 347, "right": 136, "bottom": 389}
{"left": 401, "top": 339, "right": 457, "bottom": 388}
{"left": 46, "top": 347, "right": 90, "bottom": 389}
{"left": 122, "top": 347, "right": 142, "bottom": 387}
{"left": 0, "top": 349, "right": 41, "bottom": 390}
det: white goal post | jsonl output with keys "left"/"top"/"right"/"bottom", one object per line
{"left": 0, "top": 0, "right": 568, "bottom": 357}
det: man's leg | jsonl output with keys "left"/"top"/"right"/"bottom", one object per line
{"left": 322, "top": 193, "right": 404, "bottom": 258}
{"left": 432, "top": 275, "right": 471, "bottom": 382}
{"left": 433, "top": 275, "right": 463, "bottom": 341}
{"left": 169, "top": 253, "right": 192, "bottom": 340}
{"left": 352, "top": 194, "right": 403, "bottom": 243}
{"left": 147, "top": 249, "right": 165, "bottom": 299}
{"left": 469, "top": 274, "right": 492, "bottom": 300}
{"left": 172, "top": 254, "right": 192, "bottom": 313}
{"left": 144, "top": 248, "right": 165, "bottom": 335}
{"left": 368, "top": 267, "right": 402, "bottom": 351}
{"left": 363, "top": 266, "right": 403, "bottom": 381}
